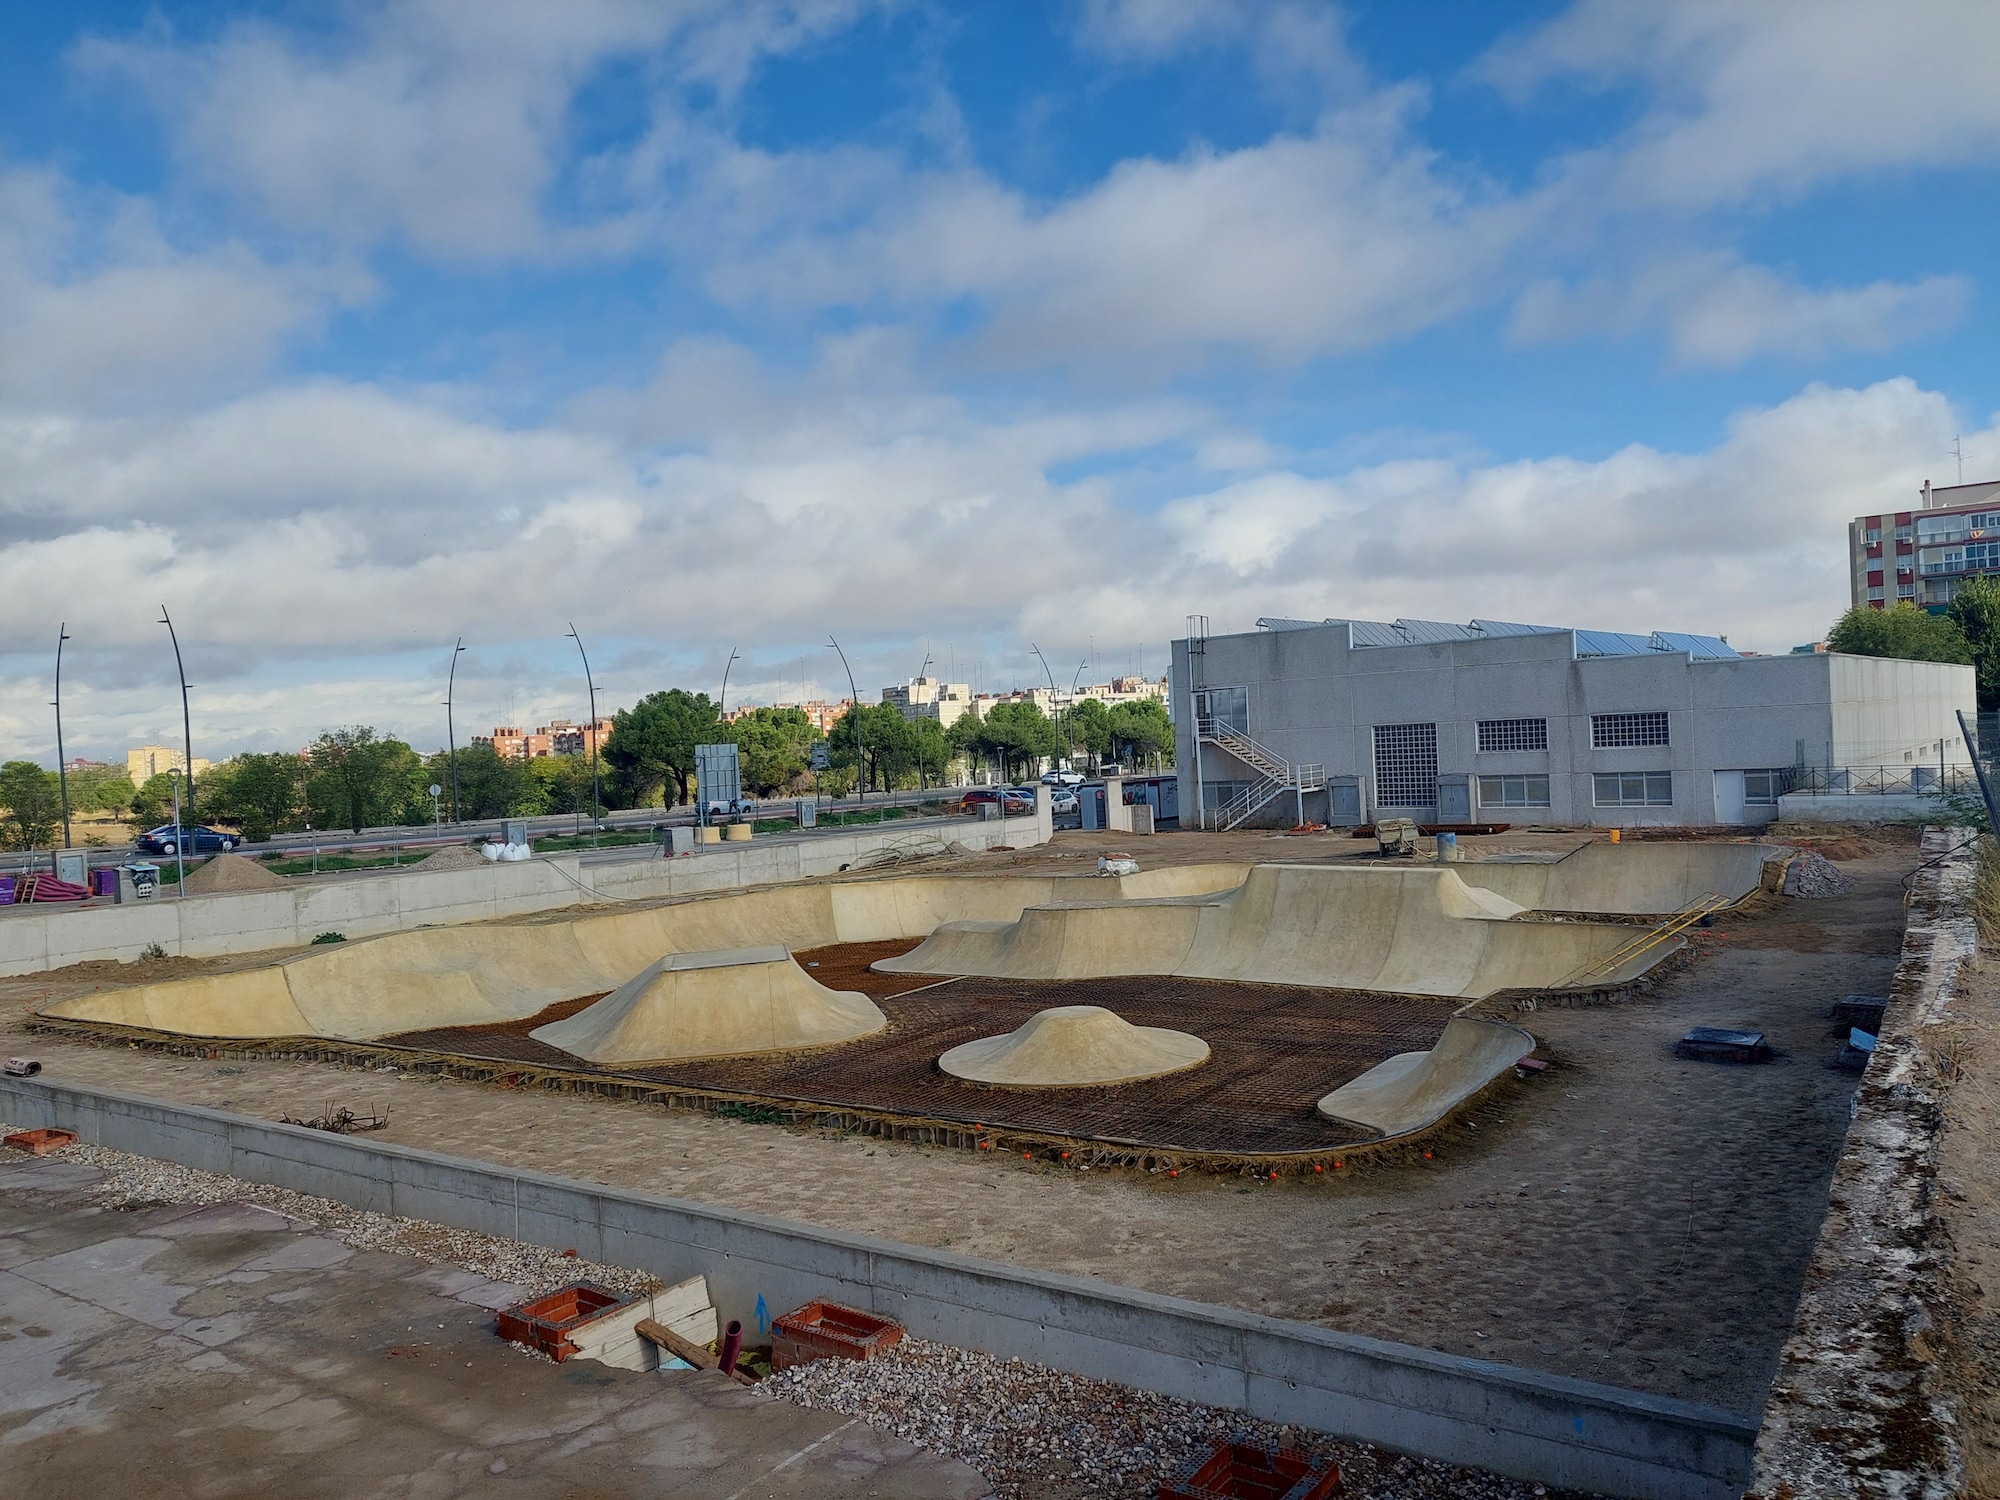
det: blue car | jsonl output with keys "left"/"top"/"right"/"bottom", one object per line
{"left": 135, "top": 824, "right": 240, "bottom": 856}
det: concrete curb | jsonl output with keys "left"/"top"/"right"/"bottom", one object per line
{"left": 0, "top": 1074, "right": 1753, "bottom": 1500}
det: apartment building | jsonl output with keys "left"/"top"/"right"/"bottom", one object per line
{"left": 1850, "top": 477, "right": 2000, "bottom": 609}
{"left": 126, "top": 745, "right": 210, "bottom": 782}
{"left": 881, "top": 677, "right": 974, "bottom": 728}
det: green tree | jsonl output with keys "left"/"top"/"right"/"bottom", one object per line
{"left": 131, "top": 772, "right": 180, "bottom": 827}
{"left": 910, "top": 716, "right": 953, "bottom": 789}
{"left": 0, "top": 761, "right": 62, "bottom": 851}
{"left": 1946, "top": 575, "right": 2000, "bottom": 711}
{"left": 67, "top": 763, "right": 136, "bottom": 815}
{"left": 424, "top": 743, "right": 540, "bottom": 820}
{"left": 1108, "top": 699, "right": 1174, "bottom": 769}
{"left": 306, "top": 727, "right": 423, "bottom": 833}
{"left": 527, "top": 753, "right": 597, "bottom": 816}
{"left": 969, "top": 701, "right": 1060, "bottom": 783}
{"left": 1065, "top": 698, "right": 1113, "bottom": 762}
{"left": 202, "top": 753, "right": 306, "bottom": 842}
{"left": 602, "top": 689, "right": 719, "bottom": 808}
{"left": 1825, "top": 601, "right": 1973, "bottom": 665}
{"left": 728, "top": 707, "right": 815, "bottom": 796}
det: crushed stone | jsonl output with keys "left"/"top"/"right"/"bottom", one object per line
{"left": 1783, "top": 852, "right": 1853, "bottom": 899}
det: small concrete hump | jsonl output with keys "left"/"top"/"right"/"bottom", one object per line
{"left": 937, "top": 1004, "right": 1209, "bottom": 1087}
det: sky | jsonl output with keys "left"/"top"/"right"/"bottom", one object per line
{"left": 2, "top": 0, "right": 1998, "bottom": 764}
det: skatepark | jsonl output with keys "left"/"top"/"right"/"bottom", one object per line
{"left": 33, "top": 841, "right": 1783, "bottom": 1162}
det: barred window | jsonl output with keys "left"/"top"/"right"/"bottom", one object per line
{"left": 1477, "top": 717, "right": 1547, "bottom": 753}
{"left": 1373, "top": 722, "right": 1438, "bottom": 807}
{"left": 1593, "top": 772, "right": 1672, "bottom": 807}
{"left": 1478, "top": 774, "right": 1550, "bottom": 808}
{"left": 1200, "top": 780, "right": 1249, "bottom": 811}
{"left": 1591, "top": 711, "right": 1669, "bottom": 749}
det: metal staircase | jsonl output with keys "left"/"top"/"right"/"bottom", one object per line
{"left": 1197, "top": 717, "right": 1326, "bottom": 831}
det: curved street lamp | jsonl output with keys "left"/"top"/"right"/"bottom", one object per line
{"left": 52, "top": 623, "right": 72, "bottom": 850}
{"left": 566, "top": 624, "right": 601, "bottom": 827}
{"left": 159, "top": 607, "right": 195, "bottom": 817}
{"left": 826, "top": 636, "right": 861, "bottom": 800}
{"left": 443, "top": 639, "right": 466, "bottom": 821}
{"left": 1029, "top": 643, "right": 1061, "bottom": 777}
{"left": 718, "top": 647, "right": 740, "bottom": 718}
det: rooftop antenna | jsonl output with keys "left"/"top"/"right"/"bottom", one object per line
{"left": 1955, "top": 434, "right": 1965, "bottom": 485}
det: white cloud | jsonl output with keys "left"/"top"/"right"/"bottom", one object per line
{"left": 1512, "top": 254, "right": 1971, "bottom": 366}
{"left": 1478, "top": 0, "right": 2000, "bottom": 210}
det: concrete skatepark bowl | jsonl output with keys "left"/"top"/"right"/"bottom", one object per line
{"left": 36, "top": 847, "right": 1781, "bottom": 1161}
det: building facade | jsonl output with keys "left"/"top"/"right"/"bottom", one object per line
{"left": 1850, "top": 477, "right": 2000, "bottom": 610}
{"left": 882, "top": 677, "right": 974, "bottom": 727}
{"left": 126, "top": 746, "right": 210, "bottom": 782}
{"left": 1170, "top": 616, "right": 1974, "bottom": 830}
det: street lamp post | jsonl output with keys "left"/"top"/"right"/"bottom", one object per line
{"left": 159, "top": 607, "right": 195, "bottom": 817}
{"left": 444, "top": 638, "right": 466, "bottom": 822}
{"left": 52, "top": 623, "right": 72, "bottom": 851}
{"left": 1071, "top": 658, "right": 1088, "bottom": 770}
{"left": 1030, "top": 643, "right": 1060, "bottom": 779}
{"left": 566, "top": 624, "right": 601, "bottom": 842}
{"left": 166, "top": 769, "right": 186, "bottom": 897}
{"left": 718, "top": 648, "right": 740, "bottom": 718}
{"left": 827, "top": 636, "right": 861, "bottom": 801}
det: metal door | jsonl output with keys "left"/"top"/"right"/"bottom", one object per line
{"left": 1327, "top": 778, "right": 1362, "bottom": 826}
{"left": 1437, "top": 775, "right": 1471, "bottom": 822}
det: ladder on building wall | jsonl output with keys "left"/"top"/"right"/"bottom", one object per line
{"left": 1197, "top": 717, "right": 1326, "bottom": 832}
{"left": 1551, "top": 892, "right": 1732, "bottom": 988}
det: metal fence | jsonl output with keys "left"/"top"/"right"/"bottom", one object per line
{"left": 1779, "top": 765, "right": 1977, "bottom": 797}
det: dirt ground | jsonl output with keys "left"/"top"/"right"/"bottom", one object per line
{"left": 0, "top": 825, "right": 1921, "bottom": 1419}
{"left": 1930, "top": 957, "right": 2000, "bottom": 1492}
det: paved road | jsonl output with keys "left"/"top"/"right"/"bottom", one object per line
{"left": 2, "top": 786, "right": 982, "bottom": 877}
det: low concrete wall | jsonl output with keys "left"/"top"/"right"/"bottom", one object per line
{"left": 1774, "top": 792, "right": 1941, "bottom": 824}
{"left": 0, "top": 812, "right": 1051, "bottom": 977}
{"left": 0, "top": 1076, "right": 1753, "bottom": 1500}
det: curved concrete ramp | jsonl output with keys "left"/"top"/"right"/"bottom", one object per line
{"left": 1453, "top": 841, "right": 1776, "bottom": 915}
{"left": 530, "top": 946, "right": 885, "bottom": 1066}
{"left": 937, "top": 1005, "right": 1209, "bottom": 1087}
{"left": 40, "top": 866, "right": 1249, "bottom": 1043}
{"left": 1316, "top": 1016, "right": 1535, "bottom": 1138}
{"left": 877, "top": 865, "right": 1667, "bottom": 1000}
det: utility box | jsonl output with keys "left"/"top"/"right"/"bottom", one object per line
{"left": 128, "top": 862, "right": 160, "bottom": 900}
{"left": 1079, "top": 784, "right": 1108, "bottom": 830}
{"left": 502, "top": 819, "right": 530, "bottom": 848}
{"left": 796, "top": 799, "right": 816, "bottom": 829}
{"left": 663, "top": 826, "right": 697, "bottom": 857}
{"left": 1130, "top": 804, "right": 1155, "bottom": 836}
{"left": 52, "top": 849, "right": 89, "bottom": 887}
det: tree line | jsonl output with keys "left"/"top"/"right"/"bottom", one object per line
{"left": 0, "top": 692, "right": 1175, "bottom": 849}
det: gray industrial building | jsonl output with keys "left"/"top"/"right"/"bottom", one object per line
{"left": 1169, "top": 616, "right": 1975, "bottom": 831}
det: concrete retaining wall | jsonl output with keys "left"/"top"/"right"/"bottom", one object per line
{"left": 0, "top": 811, "right": 1050, "bottom": 977}
{"left": 1774, "top": 792, "right": 1941, "bottom": 824}
{"left": 0, "top": 1075, "right": 1753, "bottom": 1500}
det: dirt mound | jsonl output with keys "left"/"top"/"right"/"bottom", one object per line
{"left": 416, "top": 844, "right": 491, "bottom": 870}
{"left": 182, "top": 854, "right": 289, "bottom": 894}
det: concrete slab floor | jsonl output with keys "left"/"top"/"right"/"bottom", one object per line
{"left": 0, "top": 1156, "right": 992, "bottom": 1500}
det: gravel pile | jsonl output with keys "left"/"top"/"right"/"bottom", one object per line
{"left": 1783, "top": 851, "right": 1852, "bottom": 899}
{"left": 765, "top": 1337, "right": 1594, "bottom": 1500}
{"left": 416, "top": 844, "right": 492, "bottom": 870}
{"left": 183, "top": 853, "right": 289, "bottom": 893}
{"left": 2, "top": 1124, "right": 658, "bottom": 1303}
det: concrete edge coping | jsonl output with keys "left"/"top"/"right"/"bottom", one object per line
{"left": 0, "top": 1071, "right": 1755, "bottom": 1495}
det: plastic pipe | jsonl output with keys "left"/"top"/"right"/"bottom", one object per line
{"left": 718, "top": 1319, "right": 743, "bottom": 1375}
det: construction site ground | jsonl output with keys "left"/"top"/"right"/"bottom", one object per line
{"left": 0, "top": 1152, "right": 988, "bottom": 1499}
{"left": 0, "top": 824, "right": 1921, "bottom": 1420}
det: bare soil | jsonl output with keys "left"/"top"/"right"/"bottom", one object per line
{"left": 0, "top": 827, "right": 1919, "bottom": 1417}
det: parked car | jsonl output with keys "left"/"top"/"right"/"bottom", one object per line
{"left": 135, "top": 824, "right": 240, "bottom": 856}
{"left": 702, "top": 797, "right": 757, "bottom": 818}
{"left": 1039, "top": 769, "right": 1086, "bottom": 786}
{"left": 1049, "top": 789, "right": 1080, "bottom": 815}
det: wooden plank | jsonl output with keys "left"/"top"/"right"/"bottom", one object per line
{"left": 637, "top": 1318, "right": 754, "bottom": 1386}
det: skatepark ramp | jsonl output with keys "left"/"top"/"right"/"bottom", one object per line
{"left": 1316, "top": 1015, "right": 1535, "bottom": 1138}
{"left": 38, "top": 866, "right": 1248, "bottom": 1044}
{"left": 1451, "top": 841, "right": 1778, "bottom": 915}
{"left": 874, "top": 865, "right": 1676, "bottom": 1001}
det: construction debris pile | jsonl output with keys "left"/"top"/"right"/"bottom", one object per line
{"left": 763, "top": 1335, "right": 1590, "bottom": 1500}
{"left": 1782, "top": 852, "right": 1852, "bottom": 899}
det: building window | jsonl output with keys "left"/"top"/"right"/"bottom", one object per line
{"left": 1865, "top": 528, "right": 1881, "bottom": 543}
{"left": 1200, "top": 780, "right": 1249, "bottom": 811}
{"left": 1479, "top": 774, "right": 1550, "bottom": 808}
{"left": 1594, "top": 772, "right": 1672, "bottom": 807}
{"left": 1373, "top": 722, "right": 1439, "bottom": 807}
{"left": 1742, "top": 770, "right": 1786, "bottom": 805}
{"left": 1476, "top": 717, "right": 1547, "bottom": 753}
{"left": 1898, "top": 582, "right": 1916, "bottom": 598}
{"left": 1868, "top": 586, "right": 1885, "bottom": 600}
{"left": 1193, "top": 686, "right": 1248, "bottom": 735}
{"left": 1895, "top": 526, "right": 1913, "bottom": 542}
{"left": 1591, "top": 711, "right": 1670, "bottom": 749}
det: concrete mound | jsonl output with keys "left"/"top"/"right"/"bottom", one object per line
{"left": 1315, "top": 1015, "right": 1534, "bottom": 1139}
{"left": 183, "top": 854, "right": 288, "bottom": 894}
{"left": 530, "top": 945, "right": 885, "bottom": 1066}
{"left": 937, "top": 1005, "right": 1208, "bottom": 1087}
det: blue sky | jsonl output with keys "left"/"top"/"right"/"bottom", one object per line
{"left": 2, "top": 0, "right": 1997, "bottom": 762}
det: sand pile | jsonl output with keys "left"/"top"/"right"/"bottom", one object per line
{"left": 416, "top": 844, "right": 491, "bottom": 871}
{"left": 182, "top": 854, "right": 289, "bottom": 894}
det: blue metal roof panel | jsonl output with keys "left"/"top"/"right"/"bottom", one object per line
{"left": 1470, "top": 619, "right": 1565, "bottom": 638}
{"left": 1256, "top": 617, "right": 1331, "bottom": 631}
{"left": 1650, "top": 631, "right": 1741, "bottom": 660}
{"left": 1394, "top": 618, "right": 1483, "bottom": 643}
{"left": 1574, "top": 630, "right": 1658, "bottom": 657}
{"left": 1343, "top": 619, "right": 1410, "bottom": 648}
